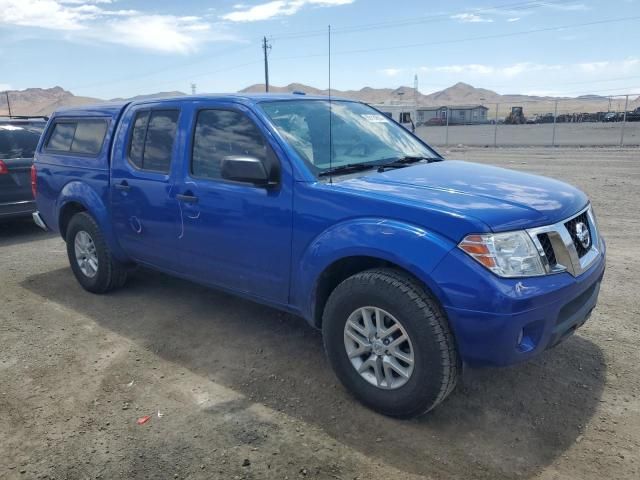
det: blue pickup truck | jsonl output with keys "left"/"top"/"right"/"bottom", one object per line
{"left": 32, "top": 94, "right": 605, "bottom": 417}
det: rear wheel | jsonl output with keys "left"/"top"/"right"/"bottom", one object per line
{"left": 66, "top": 212, "right": 128, "bottom": 293}
{"left": 322, "top": 268, "right": 459, "bottom": 418}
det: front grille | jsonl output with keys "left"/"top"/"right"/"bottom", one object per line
{"left": 564, "top": 211, "right": 591, "bottom": 258}
{"left": 528, "top": 206, "right": 600, "bottom": 277}
{"left": 537, "top": 233, "right": 557, "bottom": 266}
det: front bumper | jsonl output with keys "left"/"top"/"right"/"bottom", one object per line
{"left": 430, "top": 238, "right": 606, "bottom": 366}
{"left": 0, "top": 200, "right": 36, "bottom": 219}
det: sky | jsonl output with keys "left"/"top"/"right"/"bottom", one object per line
{"left": 0, "top": 0, "right": 639, "bottom": 99}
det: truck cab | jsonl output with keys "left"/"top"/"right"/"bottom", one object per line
{"left": 32, "top": 94, "right": 605, "bottom": 417}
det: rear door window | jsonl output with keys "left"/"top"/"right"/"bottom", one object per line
{"left": 128, "top": 110, "right": 179, "bottom": 173}
{"left": 128, "top": 111, "right": 149, "bottom": 169}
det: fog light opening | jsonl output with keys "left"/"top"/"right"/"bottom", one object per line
{"left": 516, "top": 320, "right": 545, "bottom": 354}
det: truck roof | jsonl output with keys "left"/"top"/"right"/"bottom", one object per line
{"left": 52, "top": 93, "right": 352, "bottom": 117}
{"left": 52, "top": 102, "right": 130, "bottom": 117}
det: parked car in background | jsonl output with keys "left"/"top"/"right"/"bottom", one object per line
{"left": 535, "top": 113, "right": 555, "bottom": 124}
{"left": 603, "top": 112, "right": 618, "bottom": 122}
{"left": 626, "top": 108, "right": 640, "bottom": 122}
{"left": 425, "top": 117, "right": 446, "bottom": 126}
{"left": 0, "top": 124, "right": 42, "bottom": 220}
{"left": 0, "top": 115, "right": 48, "bottom": 132}
{"left": 32, "top": 95, "right": 605, "bottom": 417}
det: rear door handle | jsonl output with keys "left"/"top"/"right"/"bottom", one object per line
{"left": 177, "top": 193, "right": 198, "bottom": 204}
{"left": 115, "top": 181, "right": 130, "bottom": 191}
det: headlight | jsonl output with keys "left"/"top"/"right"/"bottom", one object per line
{"left": 458, "top": 231, "right": 545, "bottom": 278}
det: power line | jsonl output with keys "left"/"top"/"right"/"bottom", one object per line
{"left": 419, "top": 74, "right": 640, "bottom": 94}
{"left": 269, "top": 0, "right": 580, "bottom": 40}
{"left": 69, "top": 43, "right": 255, "bottom": 92}
{"left": 546, "top": 74, "right": 640, "bottom": 88}
{"left": 269, "top": 15, "right": 640, "bottom": 62}
{"left": 63, "top": 4, "right": 638, "bottom": 99}
{"left": 558, "top": 86, "right": 640, "bottom": 97}
{"left": 115, "top": 13, "right": 640, "bottom": 98}
{"left": 129, "top": 59, "right": 263, "bottom": 93}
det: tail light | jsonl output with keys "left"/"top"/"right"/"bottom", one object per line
{"left": 31, "top": 164, "right": 38, "bottom": 198}
{"left": 0, "top": 160, "right": 8, "bottom": 175}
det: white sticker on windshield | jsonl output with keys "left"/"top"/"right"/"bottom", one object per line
{"left": 360, "top": 114, "right": 388, "bottom": 123}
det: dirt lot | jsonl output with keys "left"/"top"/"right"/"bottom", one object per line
{"left": 1, "top": 147, "right": 639, "bottom": 480}
{"left": 417, "top": 122, "right": 640, "bottom": 147}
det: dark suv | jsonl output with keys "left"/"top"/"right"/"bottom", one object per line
{"left": 0, "top": 122, "right": 43, "bottom": 220}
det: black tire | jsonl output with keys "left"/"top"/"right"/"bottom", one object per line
{"left": 65, "top": 212, "right": 128, "bottom": 293}
{"left": 322, "top": 268, "right": 459, "bottom": 418}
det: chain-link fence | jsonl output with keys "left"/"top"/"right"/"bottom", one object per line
{"left": 407, "top": 94, "right": 640, "bottom": 147}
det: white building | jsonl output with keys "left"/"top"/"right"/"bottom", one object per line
{"left": 369, "top": 104, "right": 416, "bottom": 128}
{"left": 416, "top": 105, "right": 489, "bottom": 125}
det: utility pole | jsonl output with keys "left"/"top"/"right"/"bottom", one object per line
{"left": 445, "top": 106, "right": 450, "bottom": 146}
{"left": 191, "top": 83, "right": 196, "bottom": 95}
{"left": 5, "top": 91, "right": 12, "bottom": 117}
{"left": 620, "top": 94, "right": 629, "bottom": 147}
{"left": 413, "top": 74, "right": 418, "bottom": 127}
{"left": 493, "top": 103, "right": 499, "bottom": 148}
{"left": 551, "top": 99, "right": 558, "bottom": 147}
{"left": 262, "top": 36, "right": 271, "bottom": 93}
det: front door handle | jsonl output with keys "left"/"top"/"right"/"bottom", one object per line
{"left": 177, "top": 193, "right": 198, "bottom": 204}
{"left": 115, "top": 181, "right": 130, "bottom": 191}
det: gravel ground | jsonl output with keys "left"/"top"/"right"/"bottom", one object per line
{"left": 1, "top": 147, "right": 639, "bottom": 480}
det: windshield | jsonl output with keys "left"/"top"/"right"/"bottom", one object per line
{"left": 260, "top": 100, "right": 438, "bottom": 175}
{"left": 0, "top": 128, "right": 40, "bottom": 159}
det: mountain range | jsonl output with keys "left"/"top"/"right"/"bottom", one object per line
{"left": 2, "top": 83, "right": 637, "bottom": 118}
{"left": 0, "top": 87, "right": 186, "bottom": 117}
{"left": 239, "top": 82, "right": 639, "bottom": 116}
{"left": 240, "top": 81, "right": 579, "bottom": 105}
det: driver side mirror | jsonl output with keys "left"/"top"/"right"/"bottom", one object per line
{"left": 220, "top": 155, "right": 277, "bottom": 188}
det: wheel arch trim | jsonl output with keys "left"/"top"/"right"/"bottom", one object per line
{"left": 56, "top": 181, "right": 129, "bottom": 262}
{"left": 292, "top": 217, "right": 456, "bottom": 326}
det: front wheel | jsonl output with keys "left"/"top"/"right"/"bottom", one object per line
{"left": 322, "top": 268, "right": 459, "bottom": 418}
{"left": 66, "top": 212, "right": 128, "bottom": 293}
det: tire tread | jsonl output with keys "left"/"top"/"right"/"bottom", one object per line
{"left": 66, "top": 212, "right": 128, "bottom": 293}
{"left": 323, "top": 267, "right": 460, "bottom": 417}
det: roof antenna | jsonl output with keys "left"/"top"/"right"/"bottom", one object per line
{"left": 328, "top": 24, "right": 333, "bottom": 185}
{"left": 5, "top": 91, "right": 13, "bottom": 117}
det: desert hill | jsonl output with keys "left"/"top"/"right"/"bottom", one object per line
{"left": 2, "top": 83, "right": 637, "bottom": 118}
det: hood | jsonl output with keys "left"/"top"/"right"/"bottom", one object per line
{"left": 334, "top": 160, "right": 588, "bottom": 232}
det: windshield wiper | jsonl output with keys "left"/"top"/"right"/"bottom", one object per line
{"left": 376, "top": 156, "right": 431, "bottom": 172}
{"left": 318, "top": 162, "right": 377, "bottom": 177}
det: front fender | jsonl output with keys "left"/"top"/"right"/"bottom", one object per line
{"left": 57, "top": 181, "right": 128, "bottom": 262}
{"left": 292, "top": 217, "right": 456, "bottom": 322}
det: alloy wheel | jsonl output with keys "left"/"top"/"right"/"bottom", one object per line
{"left": 343, "top": 306, "right": 415, "bottom": 390}
{"left": 74, "top": 230, "right": 99, "bottom": 278}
